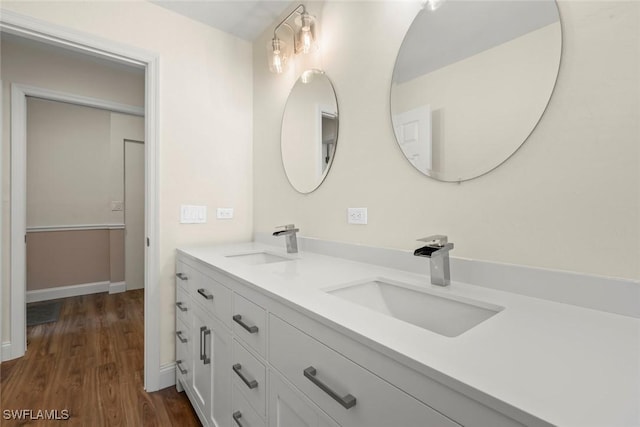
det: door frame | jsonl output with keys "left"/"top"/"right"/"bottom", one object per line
{"left": 1, "top": 10, "right": 164, "bottom": 392}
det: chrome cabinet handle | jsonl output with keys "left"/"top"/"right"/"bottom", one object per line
{"left": 233, "top": 315, "right": 259, "bottom": 334}
{"left": 202, "top": 327, "right": 211, "bottom": 365}
{"left": 175, "top": 272, "right": 188, "bottom": 281}
{"left": 175, "top": 302, "right": 188, "bottom": 312}
{"left": 303, "top": 366, "right": 356, "bottom": 409}
{"left": 176, "top": 360, "right": 187, "bottom": 375}
{"left": 232, "top": 411, "right": 244, "bottom": 427}
{"left": 199, "top": 326, "right": 205, "bottom": 361}
{"left": 197, "top": 288, "right": 214, "bottom": 300}
{"left": 176, "top": 331, "right": 187, "bottom": 343}
{"left": 232, "top": 363, "right": 258, "bottom": 389}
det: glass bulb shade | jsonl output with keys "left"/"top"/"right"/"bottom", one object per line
{"left": 295, "top": 13, "right": 317, "bottom": 54}
{"left": 267, "top": 38, "right": 288, "bottom": 73}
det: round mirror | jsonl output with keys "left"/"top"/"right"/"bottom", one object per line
{"left": 281, "top": 70, "right": 339, "bottom": 193}
{"left": 391, "top": 0, "right": 561, "bottom": 182}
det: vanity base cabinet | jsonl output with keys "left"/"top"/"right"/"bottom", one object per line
{"left": 176, "top": 251, "right": 545, "bottom": 427}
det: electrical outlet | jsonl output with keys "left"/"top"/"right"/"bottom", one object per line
{"left": 347, "top": 208, "right": 368, "bottom": 225}
{"left": 216, "top": 207, "right": 234, "bottom": 219}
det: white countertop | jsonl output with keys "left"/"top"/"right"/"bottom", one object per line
{"left": 178, "top": 242, "right": 640, "bottom": 427}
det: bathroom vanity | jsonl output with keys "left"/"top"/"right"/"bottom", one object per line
{"left": 175, "top": 242, "right": 639, "bottom": 427}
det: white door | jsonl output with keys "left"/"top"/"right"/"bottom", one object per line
{"left": 124, "top": 139, "right": 145, "bottom": 290}
{"left": 392, "top": 105, "right": 432, "bottom": 173}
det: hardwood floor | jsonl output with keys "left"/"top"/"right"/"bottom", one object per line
{"left": 1, "top": 290, "right": 201, "bottom": 426}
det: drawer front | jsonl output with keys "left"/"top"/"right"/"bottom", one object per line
{"left": 233, "top": 339, "right": 267, "bottom": 417}
{"left": 233, "top": 293, "right": 267, "bottom": 357}
{"left": 269, "top": 315, "right": 460, "bottom": 427}
{"left": 269, "top": 371, "right": 340, "bottom": 427}
{"left": 176, "top": 318, "right": 192, "bottom": 388}
{"left": 191, "top": 269, "right": 232, "bottom": 328}
{"left": 176, "top": 287, "right": 191, "bottom": 326}
{"left": 232, "top": 385, "right": 266, "bottom": 427}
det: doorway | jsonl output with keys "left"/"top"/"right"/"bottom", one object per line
{"left": 2, "top": 12, "right": 163, "bottom": 391}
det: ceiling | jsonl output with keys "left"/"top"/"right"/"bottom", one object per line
{"left": 150, "top": 0, "right": 294, "bottom": 41}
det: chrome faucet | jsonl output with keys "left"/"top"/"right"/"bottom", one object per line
{"left": 273, "top": 224, "right": 299, "bottom": 254}
{"left": 414, "top": 235, "right": 454, "bottom": 286}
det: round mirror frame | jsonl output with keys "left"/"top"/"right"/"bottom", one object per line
{"left": 390, "top": 1, "right": 562, "bottom": 182}
{"left": 281, "top": 69, "right": 339, "bottom": 194}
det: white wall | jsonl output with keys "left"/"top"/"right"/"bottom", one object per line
{"left": 1, "top": 0, "right": 253, "bottom": 365}
{"left": 27, "top": 98, "right": 112, "bottom": 227}
{"left": 253, "top": 1, "right": 639, "bottom": 282}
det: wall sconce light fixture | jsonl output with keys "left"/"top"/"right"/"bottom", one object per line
{"left": 268, "top": 4, "right": 318, "bottom": 74}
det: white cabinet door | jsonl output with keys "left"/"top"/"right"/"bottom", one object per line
{"left": 192, "top": 304, "right": 213, "bottom": 421}
{"left": 269, "top": 372, "right": 340, "bottom": 427}
{"left": 191, "top": 303, "right": 232, "bottom": 427}
{"left": 210, "top": 315, "right": 232, "bottom": 427}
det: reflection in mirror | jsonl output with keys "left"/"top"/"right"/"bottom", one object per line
{"left": 391, "top": 0, "right": 561, "bottom": 182}
{"left": 281, "top": 69, "right": 339, "bottom": 193}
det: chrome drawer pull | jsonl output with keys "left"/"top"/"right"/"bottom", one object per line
{"left": 233, "top": 315, "right": 259, "bottom": 334}
{"left": 199, "top": 326, "right": 205, "bottom": 361}
{"left": 175, "top": 272, "right": 188, "bottom": 281}
{"left": 176, "top": 360, "right": 187, "bottom": 375}
{"left": 232, "top": 363, "right": 258, "bottom": 389}
{"left": 175, "top": 302, "right": 188, "bottom": 312}
{"left": 232, "top": 411, "right": 244, "bottom": 427}
{"left": 197, "top": 288, "right": 214, "bottom": 300}
{"left": 303, "top": 366, "right": 356, "bottom": 409}
{"left": 176, "top": 331, "right": 188, "bottom": 343}
{"left": 202, "top": 327, "right": 211, "bottom": 365}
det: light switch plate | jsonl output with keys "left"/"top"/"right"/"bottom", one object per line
{"left": 180, "top": 205, "right": 207, "bottom": 224}
{"left": 216, "top": 208, "right": 234, "bottom": 219}
{"left": 348, "top": 208, "right": 368, "bottom": 225}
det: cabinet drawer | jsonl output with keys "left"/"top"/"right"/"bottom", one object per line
{"left": 175, "top": 287, "right": 191, "bottom": 325}
{"left": 232, "top": 385, "right": 266, "bottom": 427}
{"left": 233, "top": 339, "right": 266, "bottom": 417}
{"left": 269, "top": 315, "right": 460, "bottom": 427}
{"left": 269, "top": 371, "right": 339, "bottom": 427}
{"left": 233, "top": 293, "right": 267, "bottom": 357}
{"left": 191, "top": 269, "right": 232, "bottom": 328}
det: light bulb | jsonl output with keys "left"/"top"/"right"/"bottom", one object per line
{"left": 268, "top": 38, "right": 288, "bottom": 74}
{"left": 300, "top": 28, "right": 312, "bottom": 54}
{"left": 295, "top": 13, "right": 316, "bottom": 54}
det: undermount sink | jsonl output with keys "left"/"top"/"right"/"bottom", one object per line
{"left": 225, "top": 251, "right": 292, "bottom": 266}
{"left": 326, "top": 279, "right": 503, "bottom": 337}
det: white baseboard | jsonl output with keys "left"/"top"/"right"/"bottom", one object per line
{"left": 158, "top": 362, "right": 176, "bottom": 390}
{"left": 26, "top": 281, "right": 127, "bottom": 303}
{"left": 109, "top": 281, "right": 126, "bottom": 294}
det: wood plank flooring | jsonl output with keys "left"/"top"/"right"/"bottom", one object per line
{"left": 1, "top": 290, "right": 201, "bottom": 426}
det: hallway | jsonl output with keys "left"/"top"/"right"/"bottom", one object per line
{"left": 1, "top": 290, "right": 200, "bottom": 426}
